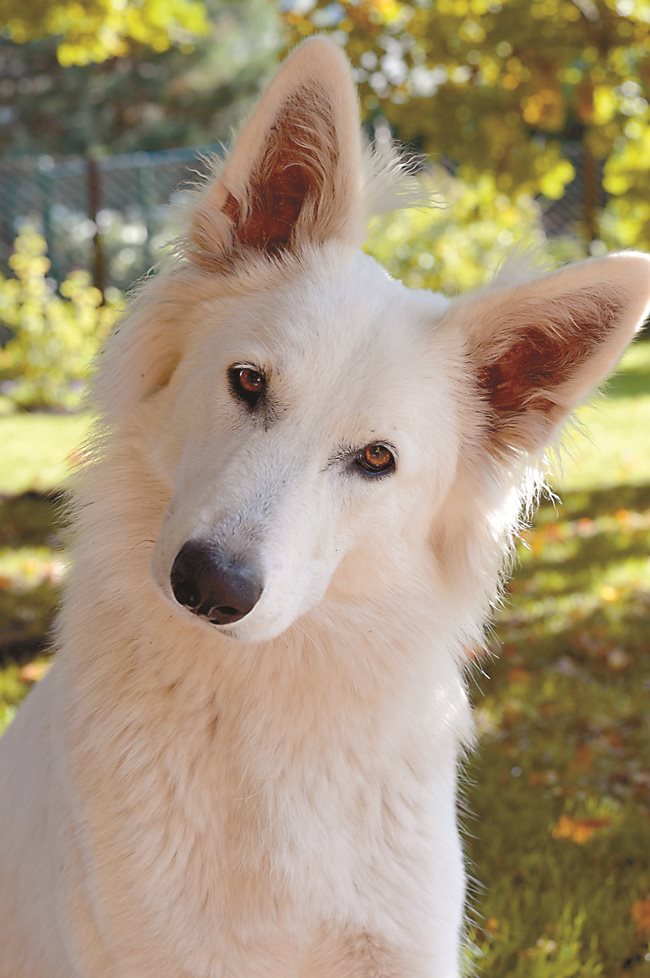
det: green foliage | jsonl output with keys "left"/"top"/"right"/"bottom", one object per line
{"left": 601, "top": 125, "right": 650, "bottom": 249}
{"left": 0, "top": 0, "right": 209, "bottom": 65}
{"left": 284, "top": 0, "right": 650, "bottom": 247}
{"left": 365, "top": 168, "right": 547, "bottom": 293}
{"left": 0, "top": 226, "right": 122, "bottom": 410}
{"left": 0, "top": 413, "right": 90, "bottom": 493}
{"left": 0, "top": 1, "right": 280, "bottom": 157}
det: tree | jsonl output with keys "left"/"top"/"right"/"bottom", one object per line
{"left": 284, "top": 0, "right": 650, "bottom": 249}
{"left": 0, "top": 0, "right": 208, "bottom": 65}
{"left": 0, "top": 0, "right": 280, "bottom": 156}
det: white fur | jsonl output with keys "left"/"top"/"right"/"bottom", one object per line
{"left": 1, "top": 38, "right": 648, "bottom": 978}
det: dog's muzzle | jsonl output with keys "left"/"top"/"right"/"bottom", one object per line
{"left": 170, "top": 540, "right": 263, "bottom": 626}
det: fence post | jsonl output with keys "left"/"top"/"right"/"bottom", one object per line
{"left": 137, "top": 159, "right": 157, "bottom": 271}
{"left": 37, "top": 160, "right": 59, "bottom": 281}
{"left": 0, "top": 165, "right": 16, "bottom": 268}
{"left": 87, "top": 154, "right": 107, "bottom": 298}
{"left": 582, "top": 143, "right": 599, "bottom": 246}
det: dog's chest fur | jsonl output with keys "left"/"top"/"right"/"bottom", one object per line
{"left": 55, "top": 613, "right": 469, "bottom": 973}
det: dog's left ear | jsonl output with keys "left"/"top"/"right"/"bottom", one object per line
{"left": 461, "top": 252, "right": 650, "bottom": 456}
{"left": 189, "top": 38, "right": 363, "bottom": 271}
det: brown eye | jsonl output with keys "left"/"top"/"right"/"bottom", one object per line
{"left": 228, "top": 365, "right": 265, "bottom": 407}
{"left": 357, "top": 442, "right": 396, "bottom": 476}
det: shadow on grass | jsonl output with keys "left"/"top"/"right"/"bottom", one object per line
{"left": 468, "top": 590, "right": 650, "bottom": 977}
{"left": 0, "top": 581, "right": 60, "bottom": 662}
{"left": 603, "top": 371, "right": 650, "bottom": 400}
{"left": 0, "top": 490, "right": 68, "bottom": 660}
{"left": 514, "top": 533, "right": 650, "bottom": 598}
{"left": 508, "top": 481, "right": 650, "bottom": 602}
{"left": 538, "top": 482, "right": 650, "bottom": 523}
{"left": 0, "top": 490, "right": 67, "bottom": 549}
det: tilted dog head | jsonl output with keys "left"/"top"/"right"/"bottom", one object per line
{"left": 94, "top": 39, "right": 650, "bottom": 644}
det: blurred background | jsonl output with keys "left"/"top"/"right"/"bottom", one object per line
{"left": 0, "top": 1, "right": 648, "bottom": 975}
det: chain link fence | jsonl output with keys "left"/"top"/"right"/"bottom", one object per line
{"left": 0, "top": 146, "right": 217, "bottom": 293}
{"left": 0, "top": 142, "right": 600, "bottom": 293}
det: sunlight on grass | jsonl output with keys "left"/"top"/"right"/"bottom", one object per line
{"left": 554, "top": 344, "right": 650, "bottom": 492}
{"left": 467, "top": 343, "right": 650, "bottom": 977}
{"left": 0, "top": 413, "right": 91, "bottom": 495}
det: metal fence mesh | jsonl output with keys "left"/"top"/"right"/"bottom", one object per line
{"left": 0, "top": 146, "right": 216, "bottom": 292}
{"left": 0, "top": 142, "right": 599, "bottom": 292}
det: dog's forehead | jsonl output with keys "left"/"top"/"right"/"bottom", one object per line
{"left": 216, "top": 248, "right": 450, "bottom": 377}
{"left": 200, "top": 250, "right": 457, "bottom": 451}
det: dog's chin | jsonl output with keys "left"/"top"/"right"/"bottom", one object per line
{"left": 218, "top": 614, "right": 293, "bottom": 644}
{"left": 185, "top": 609, "right": 297, "bottom": 645}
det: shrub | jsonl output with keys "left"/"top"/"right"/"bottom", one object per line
{"left": 0, "top": 226, "right": 123, "bottom": 411}
{"left": 365, "top": 168, "right": 552, "bottom": 294}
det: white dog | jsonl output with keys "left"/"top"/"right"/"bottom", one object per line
{"left": 0, "top": 38, "right": 648, "bottom": 978}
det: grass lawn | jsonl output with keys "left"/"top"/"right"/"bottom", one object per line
{"left": 1, "top": 345, "right": 649, "bottom": 975}
{"left": 0, "top": 413, "right": 90, "bottom": 495}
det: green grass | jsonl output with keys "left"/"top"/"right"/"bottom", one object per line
{"left": 0, "top": 414, "right": 88, "bottom": 664}
{"left": 1, "top": 346, "right": 649, "bottom": 976}
{"left": 464, "top": 342, "right": 650, "bottom": 976}
{"left": 0, "top": 413, "right": 90, "bottom": 495}
{"left": 553, "top": 343, "right": 650, "bottom": 492}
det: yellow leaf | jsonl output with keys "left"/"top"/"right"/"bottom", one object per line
{"left": 632, "top": 898, "right": 650, "bottom": 935}
{"left": 552, "top": 814, "right": 611, "bottom": 844}
{"left": 593, "top": 85, "right": 618, "bottom": 125}
{"left": 599, "top": 585, "right": 619, "bottom": 602}
{"left": 522, "top": 88, "right": 565, "bottom": 131}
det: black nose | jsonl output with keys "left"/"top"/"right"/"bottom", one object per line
{"left": 170, "top": 541, "right": 263, "bottom": 625}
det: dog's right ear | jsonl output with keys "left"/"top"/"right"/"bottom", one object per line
{"left": 188, "top": 38, "right": 364, "bottom": 271}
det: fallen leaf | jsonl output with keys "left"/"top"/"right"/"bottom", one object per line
{"left": 507, "top": 667, "right": 532, "bottom": 683}
{"left": 632, "top": 898, "right": 650, "bottom": 935}
{"left": 575, "top": 744, "right": 594, "bottom": 769}
{"left": 576, "top": 517, "right": 594, "bottom": 536}
{"left": 551, "top": 814, "right": 611, "bottom": 844}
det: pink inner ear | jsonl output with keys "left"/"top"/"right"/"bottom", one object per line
{"left": 223, "top": 88, "right": 337, "bottom": 254}
{"left": 479, "top": 329, "right": 570, "bottom": 418}
{"left": 478, "top": 287, "right": 623, "bottom": 423}
{"left": 223, "top": 141, "right": 313, "bottom": 253}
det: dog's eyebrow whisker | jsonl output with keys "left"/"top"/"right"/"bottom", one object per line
{"left": 326, "top": 445, "right": 355, "bottom": 467}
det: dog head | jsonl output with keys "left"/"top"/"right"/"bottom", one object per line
{"left": 94, "top": 39, "right": 650, "bottom": 644}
